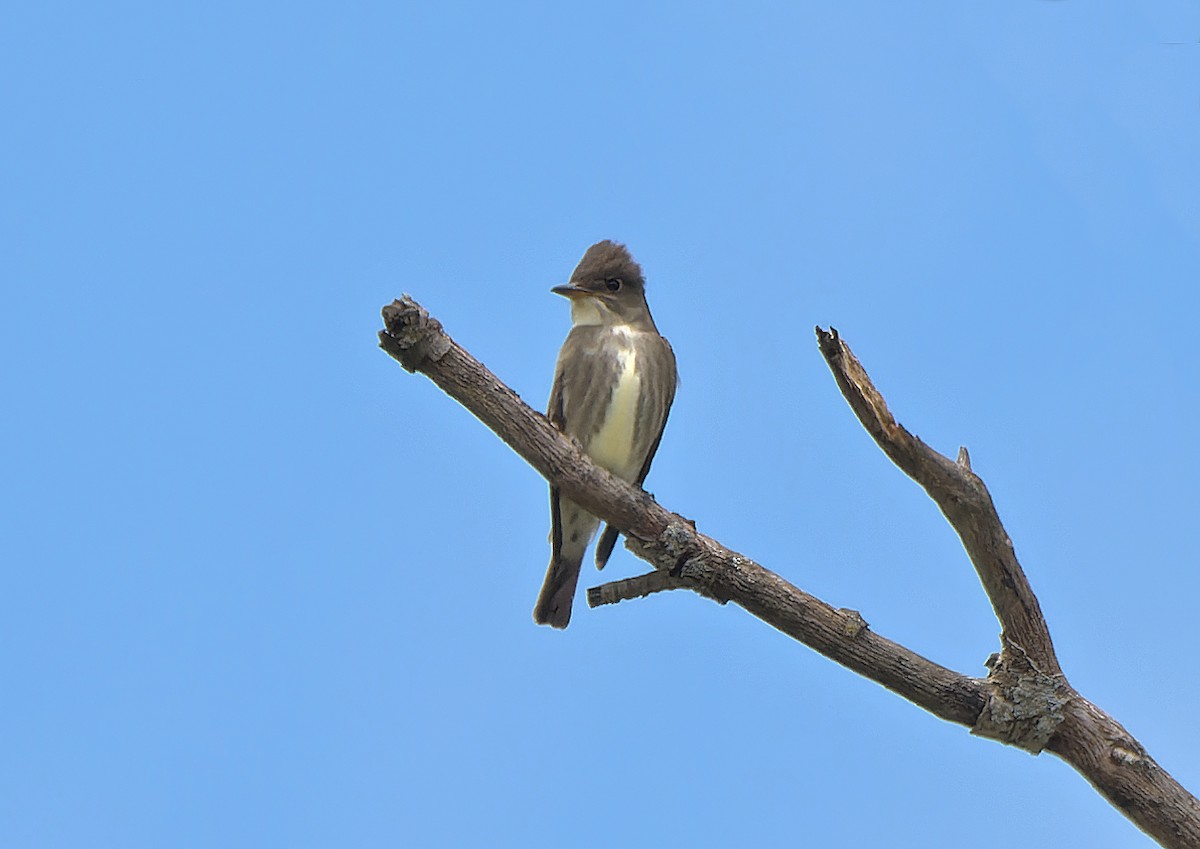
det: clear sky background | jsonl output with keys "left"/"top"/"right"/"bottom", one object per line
{"left": 4, "top": 2, "right": 1199, "bottom": 847}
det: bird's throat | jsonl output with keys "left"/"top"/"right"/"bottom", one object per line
{"left": 569, "top": 297, "right": 609, "bottom": 327}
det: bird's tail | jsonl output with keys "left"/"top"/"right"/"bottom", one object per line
{"left": 534, "top": 498, "right": 598, "bottom": 628}
{"left": 533, "top": 549, "right": 585, "bottom": 629}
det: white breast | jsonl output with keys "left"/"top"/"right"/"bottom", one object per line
{"left": 587, "top": 345, "right": 642, "bottom": 481}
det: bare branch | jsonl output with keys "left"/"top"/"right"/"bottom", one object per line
{"left": 811, "top": 326, "right": 1200, "bottom": 847}
{"left": 380, "top": 297, "right": 657, "bottom": 543}
{"left": 380, "top": 297, "right": 1200, "bottom": 848}
{"left": 815, "top": 327, "right": 1060, "bottom": 676}
{"left": 379, "top": 297, "right": 985, "bottom": 724}
{"left": 587, "top": 570, "right": 693, "bottom": 607}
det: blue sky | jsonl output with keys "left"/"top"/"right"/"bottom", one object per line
{"left": 4, "top": 2, "right": 1199, "bottom": 847}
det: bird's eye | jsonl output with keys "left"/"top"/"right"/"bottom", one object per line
{"left": 604, "top": 277, "right": 622, "bottom": 292}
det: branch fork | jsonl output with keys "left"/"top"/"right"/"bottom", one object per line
{"left": 380, "top": 296, "right": 1198, "bottom": 848}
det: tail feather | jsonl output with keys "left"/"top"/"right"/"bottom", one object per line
{"left": 533, "top": 550, "right": 584, "bottom": 629}
{"left": 535, "top": 498, "right": 598, "bottom": 628}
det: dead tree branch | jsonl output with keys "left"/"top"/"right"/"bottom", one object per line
{"left": 380, "top": 296, "right": 1199, "bottom": 848}
{"left": 816, "top": 328, "right": 1059, "bottom": 675}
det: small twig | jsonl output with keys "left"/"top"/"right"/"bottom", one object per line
{"left": 587, "top": 571, "right": 689, "bottom": 607}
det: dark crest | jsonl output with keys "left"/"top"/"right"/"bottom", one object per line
{"left": 571, "top": 240, "right": 645, "bottom": 289}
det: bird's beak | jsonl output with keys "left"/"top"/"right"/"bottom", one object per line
{"left": 551, "top": 283, "right": 591, "bottom": 299}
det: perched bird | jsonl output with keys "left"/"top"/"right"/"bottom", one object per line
{"left": 533, "top": 241, "right": 678, "bottom": 628}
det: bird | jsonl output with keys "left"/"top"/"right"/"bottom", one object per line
{"left": 533, "top": 241, "right": 678, "bottom": 628}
